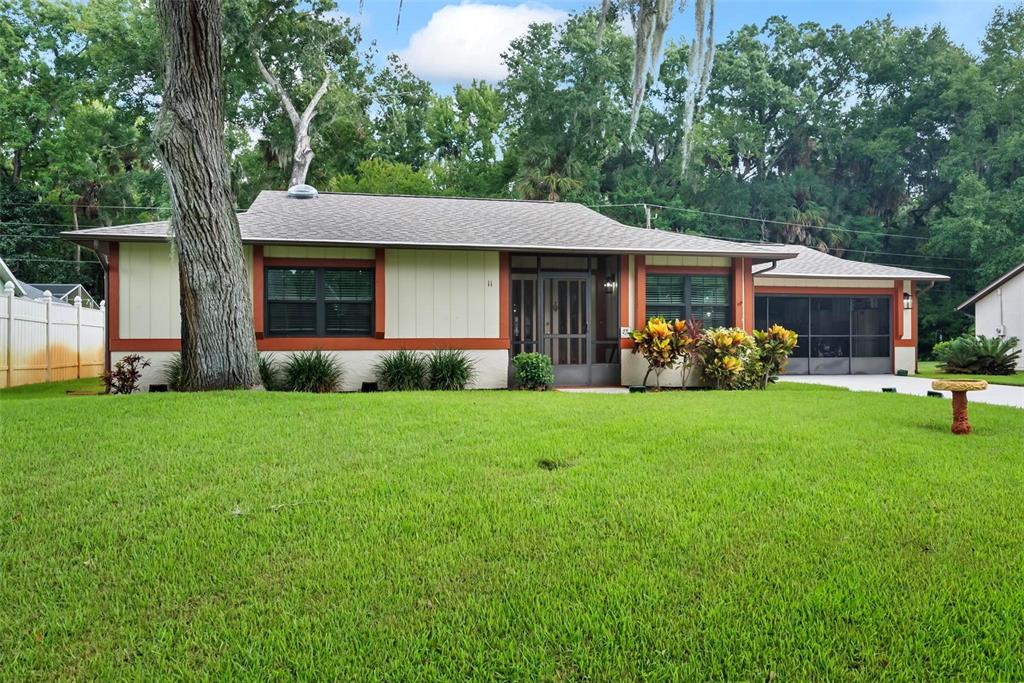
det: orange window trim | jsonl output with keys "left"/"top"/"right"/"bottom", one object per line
{"left": 910, "top": 280, "right": 917, "bottom": 343}
{"left": 108, "top": 242, "right": 120, "bottom": 343}
{"left": 263, "top": 257, "right": 375, "bottom": 269}
{"left": 634, "top": 256, "right": 646, "bottom": 330}
{"left": 619, "top": 255, "right": 630, "bottom": 330}
{"left": 730, "top": 258, "right": 747, "bottom": 330}
{"left": 252, "top": 245, "right": 265, "bottom": 337}
{"left": 375, "top": 249, "right": 386, "bottom": 338}
{"left": 499, "top": 252, "right": 510, "bottom": 341}
{"left": 111, "top": 338, "right": 513, "bottom": 352}
{"left": 258, "top": 337, "right": 511, "bottom": 352}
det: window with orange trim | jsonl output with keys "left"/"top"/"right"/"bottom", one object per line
{"left": 265, "top": 266, "right": 374, "bottom": 337}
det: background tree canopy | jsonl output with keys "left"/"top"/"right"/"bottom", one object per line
{"left": 1, "top": 0, "right": 1021, "bottom": 352}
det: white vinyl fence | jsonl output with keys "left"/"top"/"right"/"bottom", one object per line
{"left": 0, "top": 281, "right": 106, "bottom": 388}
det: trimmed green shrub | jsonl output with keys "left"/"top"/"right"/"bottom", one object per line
{"left": 428, "top": 349, "right": 476, "bottom": 390}
{"left": 374, "top": 349, "right": 429, "bottom": 390}
{"left": 164, "top": 353, "right": 184, "bottom": 391}
{"left": 512, "top": 352, "right": 554, "bottom": 390}
{"left": 283, "top": 350, "right": 343, "bottom": 392}
{"left": 259, "top": 354, "right": 281, "bottom": 391}
{"left": 937, "top": 335, "right": 1021, "bottom": 375}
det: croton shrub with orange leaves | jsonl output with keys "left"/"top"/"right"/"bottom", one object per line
{"left": 696, "top": 327, "right": 756, "bottom": 390}
{"left": 697, "top": 325, "right": 799, "bottom": 390}
{"left": 628, "top": 316, "right": 678, "bottom": 388}
{"left": 751, "top": 324, "right": 800, "bottom": 389}
{"left": 630, "top": 320, "right": 797, "bottom": 390}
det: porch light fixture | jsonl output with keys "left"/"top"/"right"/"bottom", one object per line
{"left": 604, "top": 274, "right": 617, "bottom": 294}
{"left": 903, "top": 292, "right": 912, "bottom": 310}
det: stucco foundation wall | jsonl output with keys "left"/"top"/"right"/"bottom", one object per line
{"left": 115, "top": 349, "right": 510, "bottom": 392}
{"left": 895, "top": 346, "right": 916, "bottom": 374}
{"left": 973, "top": 270, "right": 1024, "bottom": 370}
{"left": 621, "top": 352, "right": 703, "bottom": 388}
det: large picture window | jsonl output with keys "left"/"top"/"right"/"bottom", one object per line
{"left": 266, "top": 267, "right": 373, "bottom": 337}
{"left": 646, "top": 274, "right": 730, "bottom": 327}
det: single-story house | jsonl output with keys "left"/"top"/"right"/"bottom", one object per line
{"left": 62, "top": 189, "right": 948, "bottom": 390}
{"left": 957, "top": 262, "right": 1024, "bottom": 370}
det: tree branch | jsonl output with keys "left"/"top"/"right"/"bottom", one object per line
{"left": 253, "top": 50, "right": 300, "bottom": 127}
{"left": 300, "top": 69, "right": 332, "bottom": 128}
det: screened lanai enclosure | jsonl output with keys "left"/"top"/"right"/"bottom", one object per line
{"left": 755, "top": 295, "right": 893, "bottom": 374}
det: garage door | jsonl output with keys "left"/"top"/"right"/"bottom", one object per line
{"left": 754, "top": 295, "right": 891, "bottom": 374}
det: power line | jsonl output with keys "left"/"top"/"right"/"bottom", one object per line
{"left": 830, "top": 247, "right": 966, "bottom": 262}
{"left": 0, "top": 233, "right": 65, "bottom": 239}
{"left": 587, "top": 202, "right": 969, "bottom": 265}
{"left": 0, "top": 201, "right": 171, "bottom": 210}
{"left": 0, "top": 221, "right": 130, "bottom": 230}
{"left": 589, "top": 202, "right": 936, "bottom": 243}
{"left": 847, "top": 260, "right": 972, "bottom": 272}
{"left": 4, "top": 257, "right": 102, "bottom": 264}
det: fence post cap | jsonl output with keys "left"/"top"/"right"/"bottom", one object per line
{"left": 99, "top": 300, "right": 106, "bottom": 310}
{"left": 42, "top": 290, "right": 52, "bottom": 301}
{"left": 74, "top": 294, "right": 82, "bottom": 307}
{"left": 2, "top": 281, "right": 13, "bottom": 294}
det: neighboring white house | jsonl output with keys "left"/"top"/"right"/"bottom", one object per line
{"left": 958, "top": 263, "right": 1024, "bottom": 371}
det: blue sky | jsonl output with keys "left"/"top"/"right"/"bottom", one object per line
{"left": 343, "top": 0, "right": 1010, "bottom": 89}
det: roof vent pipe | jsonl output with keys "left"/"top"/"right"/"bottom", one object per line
{"left": 287, "top": 184, "right": 319, "bottom": 199}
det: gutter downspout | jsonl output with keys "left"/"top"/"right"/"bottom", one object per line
{"left": 90, "top": 239, "right": 111, "bottom": 377}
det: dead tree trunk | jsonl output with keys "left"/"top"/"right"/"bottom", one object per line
{"left": 153, "top": 0, "right": 261, "bottom": 391}
{"left": 254, "top": 52, "right": 331, "bottom": 187}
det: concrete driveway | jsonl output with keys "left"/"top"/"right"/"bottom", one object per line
{"left": 780, "top": 374, "right": 1024, "bottom": 409}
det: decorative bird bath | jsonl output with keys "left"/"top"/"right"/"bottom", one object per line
{"left": 931, "top": 380, "right": 988, "bottom": 435}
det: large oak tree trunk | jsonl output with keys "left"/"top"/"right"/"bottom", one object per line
{"left": 154, "top": 0, "right": 261, "bottom": 390}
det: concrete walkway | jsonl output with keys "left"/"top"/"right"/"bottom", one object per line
{"left": 780, "top": 374, "right": 1024, "bottom": 408}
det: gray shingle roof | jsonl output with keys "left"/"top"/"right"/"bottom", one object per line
{"left": 62, "top": 191, "right": 798, "bottom": 261}
{"left": 752, "top": 245, "right": 949, "bottom": 281}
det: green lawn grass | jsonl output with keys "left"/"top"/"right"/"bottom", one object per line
{"left": 916, "top": 360, "right": 1024, "bottom": 387}
{"left": 0, "top": 376, "right": 104, "bottom": 399}
{"left": 2, "top": 384, "right": 1023, "bottom": 679}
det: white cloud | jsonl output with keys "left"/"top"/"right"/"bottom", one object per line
{"left": 400, "top": 3, "right": 567, "bottom": 83}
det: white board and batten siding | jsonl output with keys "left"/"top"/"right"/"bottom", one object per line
{"left": 118, "top": 242, "right": 253, "bottom": 340}
{"left": 645, "top": 255, "right": 731, "bottom": 268}
{"left": 384, "top": 249, "right": 501, "bottom": 339}
{"left": 0, "top": 285, "right": 105, "bottom": 388}
{"left": 263, "top": 246, "right": 374, "bottom": 260}
{"left": 113, "top": 243, "right": 508, "bottom": 390}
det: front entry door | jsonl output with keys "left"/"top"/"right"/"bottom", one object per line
{"left": 543, "top": 275, "right": 589, "bottom": 386}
